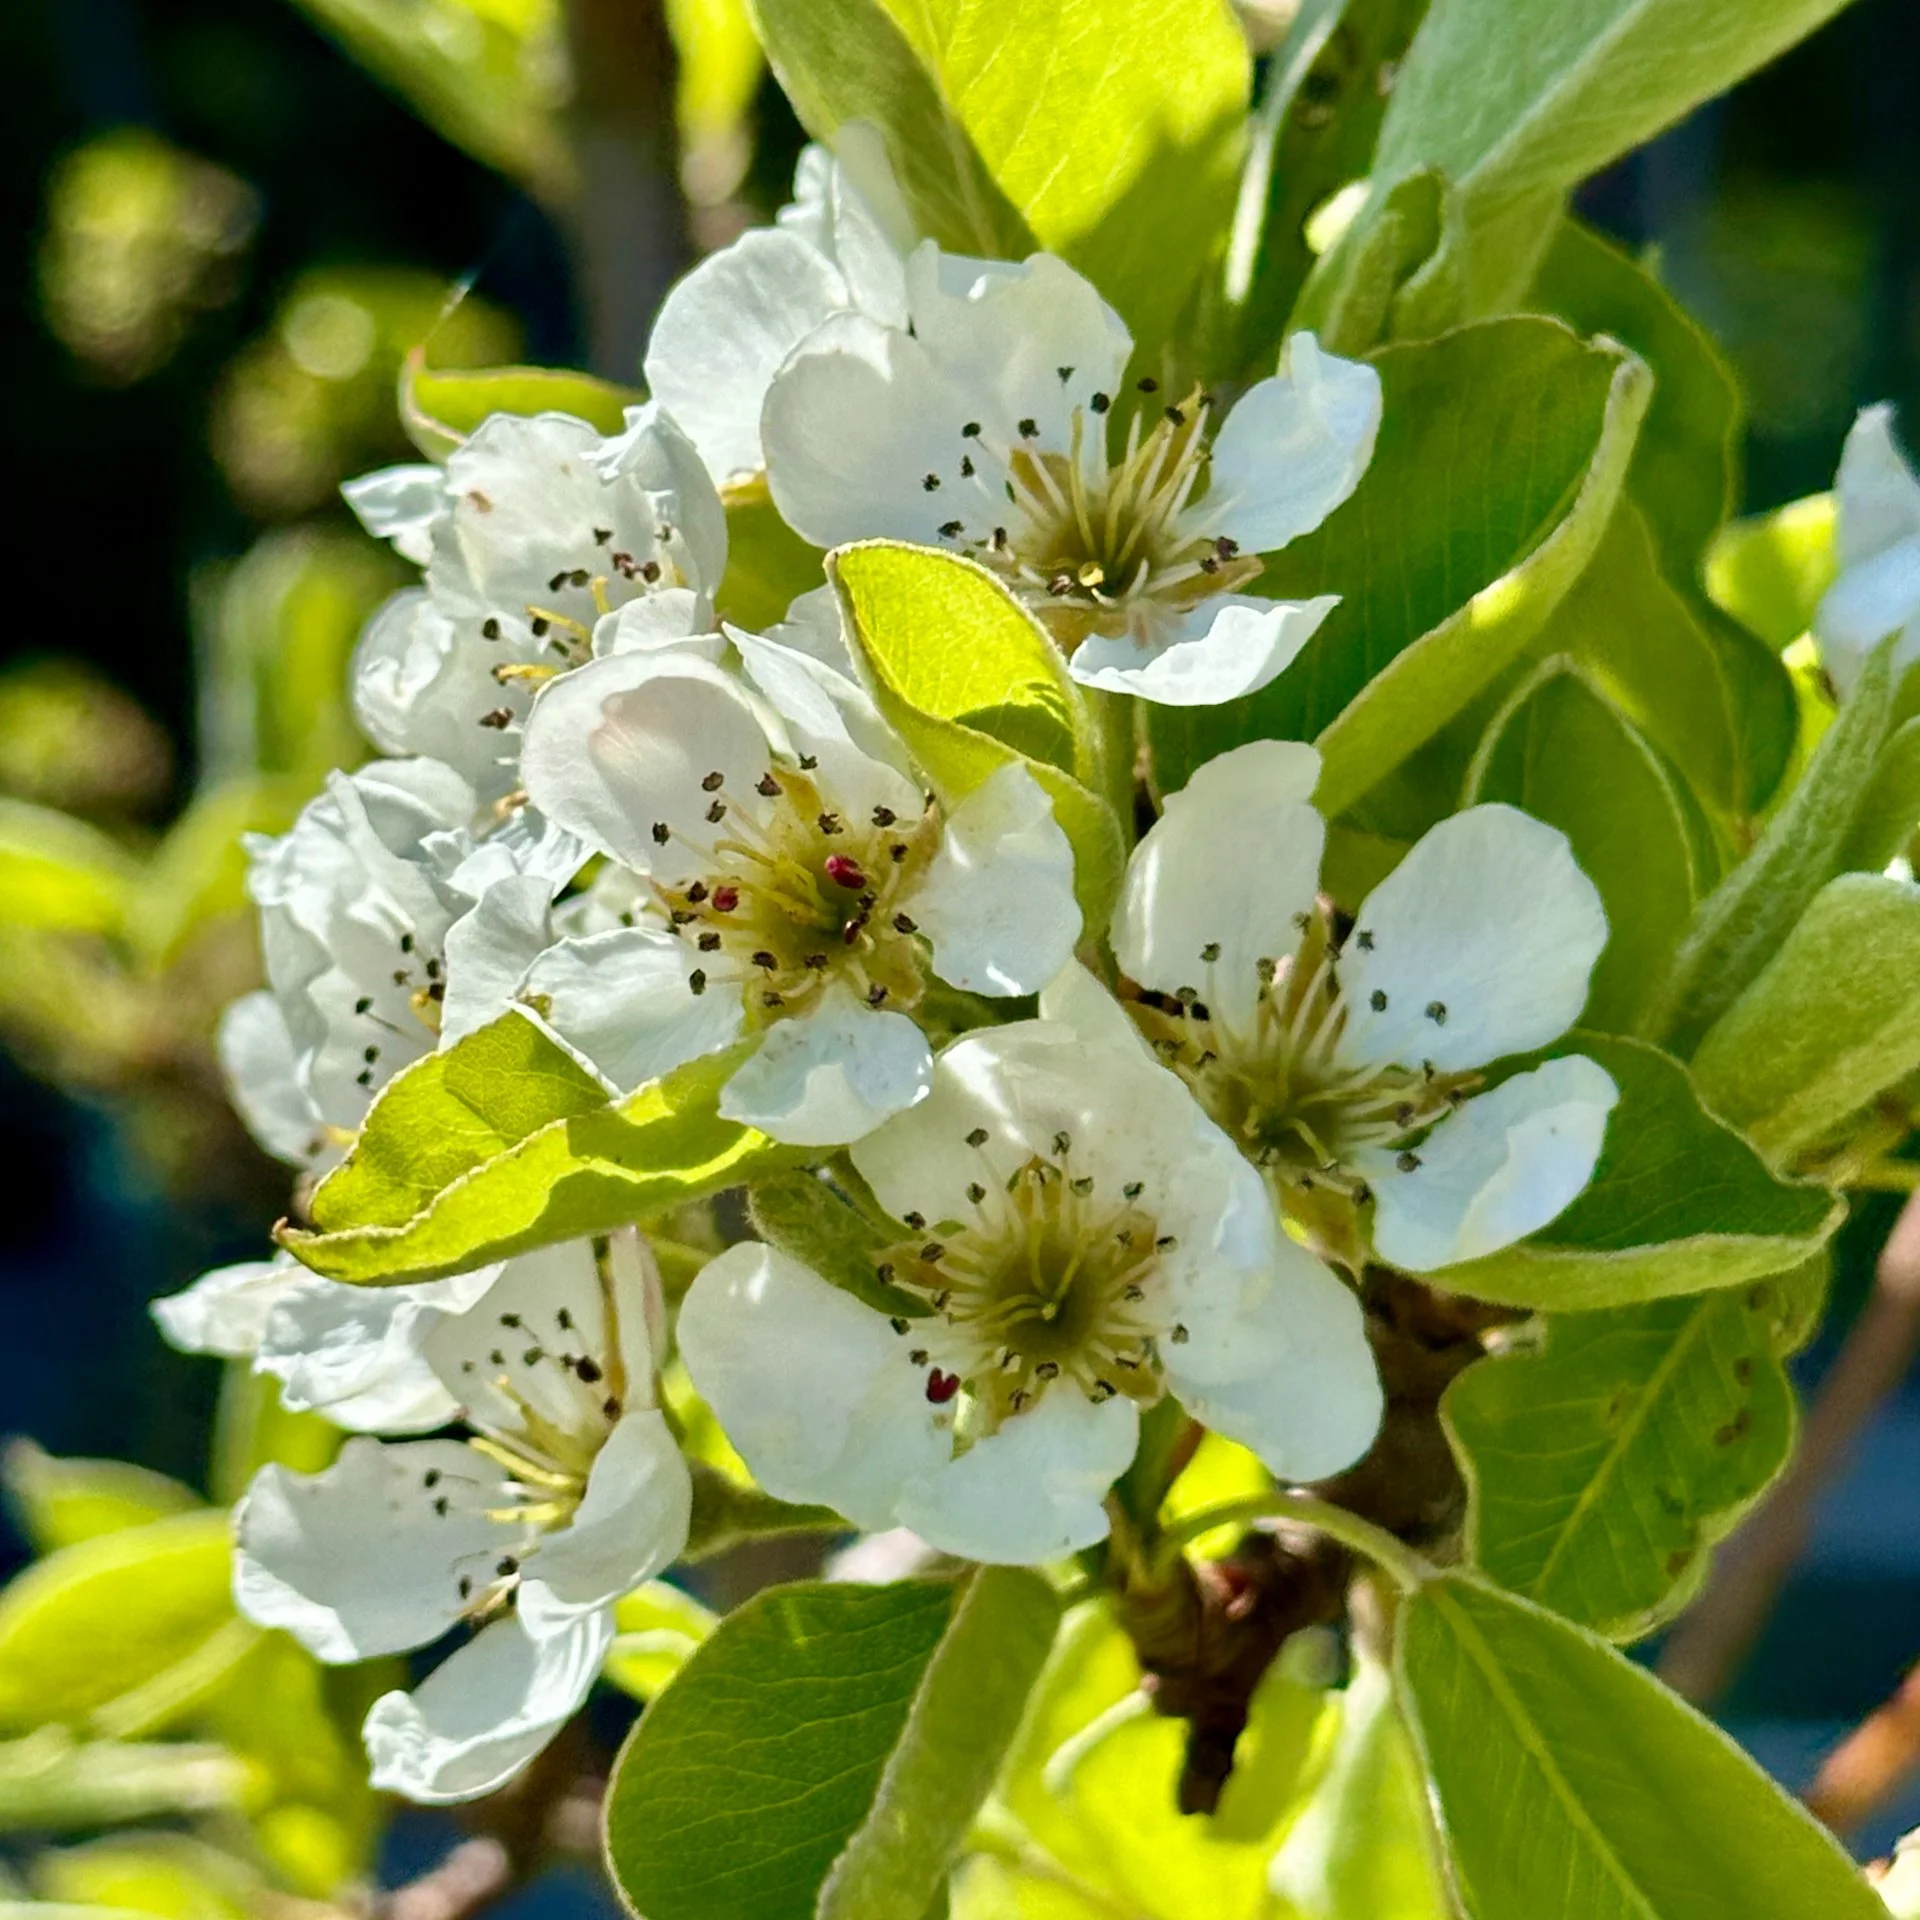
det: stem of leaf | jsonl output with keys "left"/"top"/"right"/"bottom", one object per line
{"left": 1158, "top": 1490, "right": 1432, "bottom": 1592}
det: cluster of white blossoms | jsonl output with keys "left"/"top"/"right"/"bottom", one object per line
{"left": 156, "top": 140, "right": 1621, "bottom": 1805}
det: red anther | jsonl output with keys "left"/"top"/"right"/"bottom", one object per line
{"left": 925, "top": 1368, "right": 961, "bottom": 1405}
{"left": 710, "top": 885, "right": 740, "bottom": 913}
{"left": 824, "top": 854, "right": 868, "bottom": 890}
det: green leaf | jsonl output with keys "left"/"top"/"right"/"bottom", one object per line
{"left": 1395, "top": 1572, "right": 1883, "bottom": 1920}
{"left": 1528, "top": 219, "right": 1738, "bottom": 587}
{"left": 715, "top": 487, "right": 825, "bottom": 633}
{"left": 747, "top": 0, "right": 1249, "bottom": 346}
{"left": 1367, "top": 0, "right": 1858, "bottom": 321}
{"left": 1147, "top": 319, "right": 1648, "bottom": 818}
{"left": 1529, "top": 505, "right": 1794, "bottom": 830}
{"left": 1466, "top": 659, "right": 1708, "bottom": 1033}
{"left": 401, "top": 353, "right": 641, "bottom": 461}
{"left": 1844, "top": 714, "right": 1920, "bottom": 873}
{"left": 284, "top": 1043, "right": 799, "bottom": 1285}
{"left": 0, "top": 1731, "right": 254, "bottom": 1834}
{"left": 309, "top": 1011, "right": 612, "bottom": 1234}
{"left": 1640, "top": 636, "right": 1901, "bottom": 1054}
{"left": 33, "top": 1834, "right": 257, "bottom": 1920}
{"left": 1268, "top": 1659, "right": 1450, "bottom": 1920}
{"left": 1705, "top": 493, "right": 1837, "bottom": 650}
{"left": 0, "top": 1513, "right": 235, "bottom": 1732}
{"left": 604, "top": 1572, "right": 1060, "bottom": 1920}
{"left": 1444, "top": 1263, "right": 1817, "bottom": 1642}
{"left": 1433, "top": 1034, "right": 1840, "bottom": 1311}
{"left": 830, "top": 542, "right": 1125, "bottom": 931}
{"left": 1290, "top": 167, "right": 1447, "bottom": 358}
{"left": 0, "top": 801, "right": 136, "bottom": 939}
{"left": 279, "top": 0, "right": 572, "bottom": 198}
{"left": 993, "top": 1604, "right": 1326, "bottom": 1920}
{"left": 1, "top": 1445, "right": 200, "bottom": 1556}
{"left": 604, "top": 1580, "right": 717, "bottom": 1702}
{"left": 1692, "top": 875, "right": 1920, "bottom": 1165}
{"left": 747, "top": 1170, "right": 930, "bottom": 1318}
{"left": 1222, "top": 0, "right": 1434, "bottom": 370}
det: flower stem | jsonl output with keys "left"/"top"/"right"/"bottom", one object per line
{"left": 1159, "top": 1490, "right": 1433, "bottom": 1592}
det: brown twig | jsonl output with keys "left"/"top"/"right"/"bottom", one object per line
{"left": 1659, "top": 1189, "right": 1920, "bottom": 1706}
{"left": 383, "top": 1839, "right": 513, "bottom": 1920}
{"left": 1807, "top": 1658, "right": 1920, "bottom": 1835}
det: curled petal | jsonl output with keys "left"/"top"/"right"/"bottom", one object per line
{"left": 1069, "top": 595, "right": 1335, "bottom": 706}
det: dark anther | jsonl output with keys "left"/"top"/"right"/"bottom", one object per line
{"left": 1397, "top": 1151, "right": 1423, "bottom": 1172}
{"left": 893, "top": 912, "right": 917, "bottom": 933}
{"left": 1425, "top": 1000, "right": 1448, "bottom": 1025}
{"left": 651, "top": 821, "right": 670, "bottom": 844}
{"left": 872, "top": 804, "right": 897, "bottom": 826}
{"left": 701, "top": 769, "right": 725, "bottom": 792}
{"left": 818, "top": 811, "right": 842, "bottom": 834}
{"left": 1370, "top": 988, "right": 1388, "bottom": 1011}
{"left": 1091, "top": 392, "right": 1111, "bottom": 413}
{"left": 689, "top": 969, "right": 707, "bottom": 995}
{"left": 354, "top": 995, "right": 373, "bottom": 1014}
{"left": 576, "top": 1356, "right": 603, "bottom": 1383}
{"left": 593, "top": 527, "right": 612, "bottom": 544}
{"left": 530, "top": 616, "right": 550, "bottom": 636}
{"left": 1165, "top": 404, "right": 1186, "bottom": 425}
{"left": 1200, "top": 943, "right": 1221, "bottom": 963}
{"left": 923, "top": 473, "right": 941, "bottom": 491}
{"left": 1356, "top": 929, "right": 1375, "bottom": 950}
{"left": 479, "top": 707, "right": 513, "bottom": 729}
{"left": 698, "top": 932, "right": 720, "bottom": 952}
{"left": 687, "top": 881, "right": 709, "bottom": 903}
{"left": 1018, "top": 417, "right": 1038, "bottom": 437}
{"left": 962, "top": 421, "right": 981, "bottom": 438}
{"left": 482, "top": 617, "right": 501, "bottom": 639}
{"left": 939, "top": 519, "right": 963, "bottom": 537}
{"left": 752, "top": 949, "right": 778, "bottom": 970}
{"left": 799, "top": 754, "right": 818, "bottom": 770}
{"left": 1137, "top": 376, "right": 1159, "bottom": 393}
{"left": 960, "top": 455, "right": 975, "bottom": 478}
{"left": 763, "top": 991, "right": 784, "bottom": 1007}
{"left": 1057, "top": 365, "right": 1074, "bottom": 383}
{"left": 967, "top": 1182, "right": 986, "bottom": 1203}
{"left": 1123, "top": 1180, "right": 1144, "bottom": 1199}
{"left": 867, "top": 984, "right": 888, "bottom": 1005}
{"left": 967, "top": 1127, "right": 990, "bottom": 1147}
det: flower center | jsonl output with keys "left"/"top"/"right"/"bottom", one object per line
{"left": 875, "top": 1137, "right": 1179, "bottom": 1434}
{"left": 1126, "top": 911, "right": 1479, "bottom": 1206}
{"left": 656, "top": 760, "right": 941, "bottom": 1022}
{"left": 929, "top": 382, "right": 1262, "bottom": 648}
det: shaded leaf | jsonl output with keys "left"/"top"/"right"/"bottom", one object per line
{"left": 401, "top": 352, "right": 640, "bottom": 460}
{"left": 0, "top": 1445, "right": 200, "bottom": 1557}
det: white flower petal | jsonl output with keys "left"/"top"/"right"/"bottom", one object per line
{"left": 150, "top": 1257, "right": 305, "bottom": 1358}
{"left": 363, "top": 1607, "right": 612, "bottom": 1805}
{"left": 520, "top": 649, "right": 774, "bottom": 874}
{"left": 1115, "top": 739, "right": 1324, "bottom": 1034}
{"left": 342, "top": 465, "right": 446, "bottom": 565}
{"left": 1069, "top": 595, "right": 1335, "bottom": 706}
{"left": 1358, "top": 1054, "right": 1619, "bottom": 1272}
{"left": 719, "top": 985, "right": 932, "bottom": 1146}
{"left": 256, "top": 1269, "right": 495, "bottom": 1434}
{"left": 522, "top": 925, "right": 744, "bottom": 1092}
{"left": 216, "top": 991, "right": 322, "bottom": 1166}
{"left": 912, "top": 762, "right": 1081, "bottom": 994}
{"left": 895, "top": 1390, "right": 1138, "bottom": 1564}
{"left": 766, "top": 583, "right": 855, "bottom": 675}
{"left": 1337, "top": 805, "right": 1607, "bottom": 1073}
{"left": 677, "top": 1242, "right": 949, "bottom": 1529}
{"left": 521, "top": 1410, "right": 690, "bottom": 1611}
{"left": 234, "top": 1439, "right": 517, "bottom": 1662}
{"left": 1816, "top": 540, "right": 1920, "bottom": 696}
{"left": 1191, "top": 333, "right": 1381, "bottom": 554}
{"left": 1165, "top": 1237, "right": 1381, "bottom": 1483}
{"left": 592, "top": 588, "right": 720, "bottom": 658}
{"left": 1036, "top": 961, "right": 1156, "bottom": 1058}
{"left": 589, "top": 403, "right": 728, "bottom": 595}
{"left": 1834, "top": 403, "right": 1920, "bottom": 569}
{"left": 439, "top": 876, "right": 556, "bottom": 1045}
{"left": 645, "top": 228, "right": 853, "bottom": 486}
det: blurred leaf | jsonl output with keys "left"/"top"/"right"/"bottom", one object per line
{"left": 1268, "top": 1658, "right": 1450, "bottom": 1920}
{"left": 1692, "top": 876, "right": 1920, "bottom": 1164}
{"left": 208, "top": 1364, "right": 340, "bottom": 1511}
{"left": 0, "top": 660, "right": 172, "bottom": 820}
{"left": 605, "top": 1573, "right": 1060, "bottom": 1920}
{"left": 0, "top": 1514, "right": 236, "bottom": 1732}
{"left": 32, "top": 1836, "right": 255, "bottom": 1920}
{"left": 1396, "top": 1573, "right": 1883, "bottom": 1920}
{"left": 1159, "top": 1431, "right": 1271, "bottom": 1560}
{"left": 285, "top": 1038, "right": 801, "bottom": 1285}
{"left": 748, "top": 0, "right": 1249, "bottom": 347}
{"left": 1706, "top": 493, "right": 1837, "bottom": 650}
{"left": 0, "top": 800, "right": 138, "bottom": 938}
{"left": 278, "top": 0, "right": 574, "bottom": 200}
{"left": 196, "top": 528, "right": 405, "bottom": 790}
{"left": 831, "top": 542, "right": 1124, "bottom": 932}
{"left": 1434, "top": 1034, "right": 1841, "bottom": 1311}
{"left": 401, "top": 352, "right": 639, "bottom": 460}
{"left": 1, "top": 1444, "right": 200, "bottom": 1557}
{"left": 1641, "top": 635, "right": 1902, "bottom": 1054}
{"left": 1148, "top": 319, "right": 1649, "bottom": 819}
{"left": 1466, "top": 659, "right": 1709, "bottom": 1032}
{"left": 605, "top": 1580, "right": 718, "bottom": 1702}
{"left": 1444, "top": 1263, "right": 1815, "bottom": 1642}
{"left": 0, "top": 1731, "right": 254, "bottom": 1834}
{"left": 1290, "top": 165, "right": 1446, "bottom": 357}
{"left": 38, "top": 131, "right": 256, "bottom": 386}
{"left": 1366, "top": 0, "right": 1859, "bottom": 322}
{"left": 666, "top": 0, "right": 764, "bottom": 204}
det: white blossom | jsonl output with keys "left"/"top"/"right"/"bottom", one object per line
{"left": 1815, "top": 403, "right": 1920, "bottom": 697}
{"left": 345, "top": 404, "right": 726, "bottom": 798}
{"left": 517, "top": 629, "right": 1082, "bottom": 1144}
{"left": 218, "top": 758, "right": 580, "bottom": 1169}
{"left": 759, "top": 247, "right": 1379, "bottom": 705}
{"left": 233, "top": 1233, "right": 689, "bottom": 1804}
{"left": 644, "top": 133, "right": 914, "bottom": 489}
{"left": 1113, "top": 741, "right": 1617, "bottom": 1272}
{"left": 678, "top": 1018, "right": 1382, "bottom": 1564}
